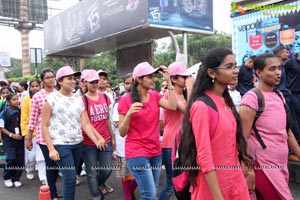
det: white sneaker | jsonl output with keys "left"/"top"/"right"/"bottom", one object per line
{"left": 80, "top": 169, "right": 86, "bottom": 176}
{"left": 41, "top": 180, "right": 48, "bottom": 185}
{"left": 4, "top": 179, "right": 13, "bottom": 188}
{"left": 13, "top": 181, "right": 22, "bottom": 188}
{"left": 26, "top": 173, "right": 35, "bottom": 180}
{"left": 76, "top": 176, "right": 80, "bottom": 186}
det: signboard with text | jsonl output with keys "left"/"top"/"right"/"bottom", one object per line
{"left": 232, "top": 1, "right": 300, "bottom": 65}
{"left": 44, "top": 0, "right": 213, "bottom": 57}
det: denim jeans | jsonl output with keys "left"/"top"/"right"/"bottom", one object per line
{"left": 126, "top": 155, "right": 162, "bottom": 200}
{"left": 39, "top": 144, "right": 59, "bottom": 199}
{"left": 82, "top": 142, "right": 112, "bottom": 198}
{"left": 54, "top": 142, "right": 83, "bottom": 200}
{"left": 158, "top": 148, "right": 174, "bottom": 200}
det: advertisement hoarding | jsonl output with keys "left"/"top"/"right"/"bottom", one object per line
{"left": 232, "top": 1, "right": 300, "bottom": 65}
{"left": 44, "top": 0, "right": 213, "bottom": 57}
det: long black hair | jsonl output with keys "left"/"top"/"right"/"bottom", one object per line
{"left": 179, "top": 47, "right": 253, "bottom": 186}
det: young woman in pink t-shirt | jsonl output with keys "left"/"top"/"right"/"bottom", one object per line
{"left": 158, "top": 61, "right": 193, "bottom": 200}
{"left": 118, "top": 62, "right": 177, "bottom": 200}
{"left": 179, "top": 48, "right": 253, "bottom": 200}
{"left": 240, "top": 53, "right": 300, "bottom": 200}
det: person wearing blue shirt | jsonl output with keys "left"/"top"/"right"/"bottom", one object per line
{"left": 0, "top": 93, "right": 24, "bottom": 188}
{"left": 236, "top": 55, "right": 256, "bottom": 96}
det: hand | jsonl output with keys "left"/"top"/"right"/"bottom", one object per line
{"left": 49, "top": 149, "right": 60, "bottom": 161}
{"left": 25, "top": 136, "right": 33, "bottom": 151}
{"left": 245, "top": 168, "right": 255, "bottom": 194}
{"left": 12, "top": 134, "right": 22, "bottom": 141}
{"left": 127, "top": 102, "right": 144, "bottom": 116}
{"left": 96, "top": 136, "right": 106, "bottom": 150}
{"left": 185, "top": 76, "right": 195, "bottom": 90}
{"left": 158, "top": 65, "right": 170, "bottom": 81}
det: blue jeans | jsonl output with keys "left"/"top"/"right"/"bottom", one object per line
{"left": 40, "top": 144, "right": 59, "bottom": 199}
{"left": 82, "top": 142, "right": 112, "bottom": 198}
{"left": 126, "top": 155, "right": 162, "bottom": 200}
{"left": 158, "top": 148, "right": 174, "bottom": 200}
{"left": 54, "top": 142, "right": 83, "bottom": 200}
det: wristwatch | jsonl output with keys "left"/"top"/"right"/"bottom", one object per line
{"left": 9, "top": 133, "right": 13, "bottom": 138}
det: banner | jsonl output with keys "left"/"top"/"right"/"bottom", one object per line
{"left": 232, "top": 1, "right": 300, "bottom": 65}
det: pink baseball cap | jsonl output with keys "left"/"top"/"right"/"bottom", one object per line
{"left": 81, "top": 69, "right": 90, "bottom": 80}
{"left": 85, "top": 69, "right": 100, "bottom": 82}
{"left": 56, "top": 66, "right": 81, "bottom": 80}
{"left": 132, "top": 62, "right": 159, "bottom": 80}
{"left": 169, "top": 62, "right": 191, "bottom": 76}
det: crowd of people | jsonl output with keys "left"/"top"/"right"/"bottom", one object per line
{"left": 0, "top": 46, "right": 300, "bottom": 200}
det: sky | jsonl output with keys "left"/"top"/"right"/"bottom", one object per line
{"left": 0, "top": 0, "right": 233, "bottom": 59}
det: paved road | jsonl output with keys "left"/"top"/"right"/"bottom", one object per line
{"left": 0, "top": 167, "right": 299, "bottom": 200}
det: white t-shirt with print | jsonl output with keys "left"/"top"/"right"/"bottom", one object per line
{"left": 46, "top": 91, "right": 84, "bottom": 145}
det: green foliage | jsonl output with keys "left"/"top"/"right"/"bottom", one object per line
{"left": 8, "top": 75, "right": 36, "bottom": 83}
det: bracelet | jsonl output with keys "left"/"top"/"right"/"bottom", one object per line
{"left": 9, "top": 133, "right": 13, "bottom": 138}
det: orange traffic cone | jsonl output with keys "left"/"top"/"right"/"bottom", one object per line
{"left": 38, "top": 185, "right": 51, "bottom": 200}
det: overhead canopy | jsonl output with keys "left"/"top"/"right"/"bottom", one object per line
{"left": 44, "top": 0, "right": 213, "bottom": 57}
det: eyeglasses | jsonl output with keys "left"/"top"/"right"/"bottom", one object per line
{"left": 161, "top": 85, "right": 167, "bottom": 87}
{"left": 212, "top": 66, "right": 238, "bottom": 70}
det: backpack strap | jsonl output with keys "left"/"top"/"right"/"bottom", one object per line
{"left": 251, "top": 88, "right": 266, "bottom": 149}
{"left": 103, "top": 93, "right": 108, "bottom": 104}
{"left": 273, "top": 89, "right": 290, "bottom": 134}
{"left": 197, "top": 94, "right": 218, "bottom": 138}
{"left": 83, "top": 95, "right": 89, "bottom": 112}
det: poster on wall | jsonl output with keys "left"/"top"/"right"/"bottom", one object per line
{"left": 148, "top": 0, "right": 213, "bottom": 33}
{"left": 232, "top": 1, "right": 300, "bottom": 65}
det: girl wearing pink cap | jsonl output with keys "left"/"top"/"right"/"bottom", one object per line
{"left": 41, "top": 66, "right": 106, "bottom": 200}
{"left": 159, "top": 61, "right": 194, "bottom": 200}
{"left": 81, "top": 69, "right": 115, "bottom": 200}
{"left": 118, "top": 62, "right": 177, "bottom": 200}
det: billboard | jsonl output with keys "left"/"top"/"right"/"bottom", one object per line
{"left": 44, "top": 0, "right": 213, "bottom": 57}
{"left": 148, "top": 0, "right": 213, "bottom": 33}
{"left": 0, "top": 0, "right": 47, "bottom": 24}
{"left": 232, "top": 1, "right": 300, "bottom": 65}
{"left": 44, "top": 0, "right": 148, "bottom": 56}
{"left": 0, "top": 52, "right": 11, "bottom": 67}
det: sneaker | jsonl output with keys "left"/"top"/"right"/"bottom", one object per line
{"left": 41, "top": 180, "right": 48, "bottom": 185}
{"left": 80, "top": 169, "right": 86, "bottom": 176}
{"left": 13, "top": 181, "right": 22, "bottom": 188}
{"left": 4, "top": 179, "right": 13, "bottom": 188}
{"left": 26, "top": 173, "right": 35, "bottom": 180}
{"left": 58, "top": 171, "right": 63, "bottom": 177}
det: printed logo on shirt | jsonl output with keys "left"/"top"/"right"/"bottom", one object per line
{"left": 89, "top": 103, "right": 108, "bottom": 122}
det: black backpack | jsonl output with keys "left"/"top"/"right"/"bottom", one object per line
{"left": 251, "top": 88, "right": 290, "bottom": 149}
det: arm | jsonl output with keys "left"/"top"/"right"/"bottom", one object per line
{"left": 106, "top": 112, "right": 116, "bottom": 151}
{"left": 119, "top": 102, "right": 143, "bottom": 137}
{"left": 81, "top": 110, "right": 106, "bottom": 149}
{"left": 41, "top": 101, "right": 60, "bottom": 161}
{"left": 288, "top": 129, "right": 300, "bottom": 159}
{"left": 158, "top": 66, "right": 177, "bottom": 110}
{"left": 204, "top": 171, "right": 224, "bottom": 200}
{"left": 26, "top": 96, "right": 39, "bottom": 150}
{"left": 239, "top": 105, "right": 256, "bottom": 140}
{"left": 185, "top": 76, "right": 194, "bottom": 102}
{"left": 21, "top": 97, "right": 30, "bottom": 136}
{"left": 0, "top": 127, "right": 22, "bottom": 140}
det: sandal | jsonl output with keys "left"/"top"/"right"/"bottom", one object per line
{"left": 104, "top": 184, "right": 114, "bottom": 193}
{"left": 99, "top": 185, "right": 107, "bottom": 195}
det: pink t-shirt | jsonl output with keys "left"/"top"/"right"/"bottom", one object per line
{"left": 118, "top": 91, "right": 162, "bottom": 158}
{"left": 241, "top": 90, "right": 292, "bottom": 199}
{"left": 161, "top": 91, "right": 185, "bottom": 148}
{"left": 191, "top": 91, "right": 249, "bottom": 200}
{"left": 82, "top": 93, "right": 111, "bottom": 145}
